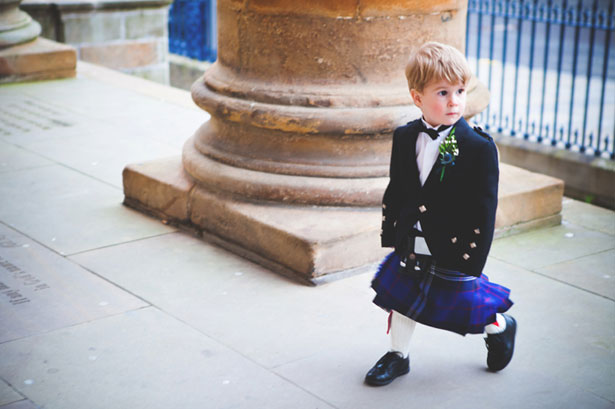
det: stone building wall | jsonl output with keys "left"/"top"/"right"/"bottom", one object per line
{"left": 22, "top": 0, "right": 171, "bottom": 84}
{"left": 168, "top": 53, "right": 211, "bottom": 91}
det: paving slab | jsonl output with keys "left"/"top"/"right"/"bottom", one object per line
{"left": 562, "top": 198, "right": 615, "bottom": 236}
{"left": 0, "top": 223, "right": 147, "bottom": 343}
{"left": 273, "top": 258, "right": 615, "bottom": 407}
{"left": 21, "top": 126, "right": 184, "bottom": 189}
{"left": 0, "top": 91, "right": 86, "bottom": 146}
{"left": 0, "top": 307, "right": 335, "bottom": 409}
{"left": 0, "top": 79, "right": 206, "bottom": 189}
{"left": 98, "top": 101, "right": 206, "bottom": 144}
{"left": 0, "top": 165, "right": 175, "bottom": 256}
{"left": 485, "top": 258, "right": 615, "bottom": 402}
{"left": 536, "top": 249, "right": 615, "bottom": 300}
{"left": 489, "top": 223, "right": 614, "bottom": 270}
{"left": 0, "top": 379, "right": 22, "bottom": 407}
{"left": 69, "top": 227, "right": 615, "bottom": 405}
{"left": 70, "top": 231, "right": 383, "bottom": 369}
{"left": 274, "top": 343, "right": 613, "bottom": 409}
{"left": 2, "top": 78, "right": 165, "bottom": 122}
{"left": 1, "top": 75, "right": 205, "bottom": 149}
{"left": 0, "top": 141, "right": 53, "bottom": 174}
{"left": 75, "top": 61, "right": 200, "bottom": 112}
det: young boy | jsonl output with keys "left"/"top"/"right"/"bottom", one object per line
{"left": 365, "top": 42, "right": 516, "bottom": 386}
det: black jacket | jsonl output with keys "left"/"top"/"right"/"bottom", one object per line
{"left": 380, "top": 117, "right": 499, "bottom": 277}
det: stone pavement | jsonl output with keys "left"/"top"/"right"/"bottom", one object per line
{"left": 0, "top": 63, "right": 614, "bottom": 409}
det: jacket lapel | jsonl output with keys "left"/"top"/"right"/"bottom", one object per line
{"left": 404, "top": 121, "right": 421, "bottom": 190}
{"left": 423, "top": 155, "right": 443, "bottom": 189}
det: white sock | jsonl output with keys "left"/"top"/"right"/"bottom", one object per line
{"left": 389, "top": 310, "right": 416, "bottom": 358}
{"left": 484, "top": 313, "right": 507, "bottom": 335}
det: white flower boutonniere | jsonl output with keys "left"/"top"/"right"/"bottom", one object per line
{"left": 439, "top": 126, "right": 459, "bottom": 182}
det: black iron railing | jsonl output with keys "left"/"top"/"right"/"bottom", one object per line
{"left": 168, "top": 0, "right": 217, "bottom": 62}
{"left": 167, "top": 0, "right": 614, "bottom": 159}
{"left": 466, "top": 0, "right": 614, "bottom": 159}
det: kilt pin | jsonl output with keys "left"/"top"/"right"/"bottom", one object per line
{"left": 372, "top": 118, "right": 513, "bottom": 335}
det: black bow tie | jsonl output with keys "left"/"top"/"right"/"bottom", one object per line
{"left": 418, "top": 122, "right": 451, "bottom": 140}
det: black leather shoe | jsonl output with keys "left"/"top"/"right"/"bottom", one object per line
{"left": 365, "top": 351, "right": 410, "bottom": 386}
{"left": 485, "top": 314, "right": 517, "bottom": 371}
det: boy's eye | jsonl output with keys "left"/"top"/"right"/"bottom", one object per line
{"left": 457, "top": 88, "right": 465, "bottom": 94}
{"left": 438, "top": 91, "right": 448, "bottom": 96}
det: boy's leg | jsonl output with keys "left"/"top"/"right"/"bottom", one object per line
{"left": 365, "top": 311, "right": 414, "bottom": 386}
{"left": 484, "top": 312, "right": 507, "bottom": 334}
{"left": 484, "top": 313, "right": 517, "bottom": 371}
{"left": 390, "top": 310, "right": 416, "bottom": 358}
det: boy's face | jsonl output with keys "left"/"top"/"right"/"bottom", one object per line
{"left": 410, "top": 79, "right": 466, "bottom": 127}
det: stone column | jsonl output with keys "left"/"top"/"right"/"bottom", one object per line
{"left": 124, "top": 0, "right": 563, "bottom": 284}
{"left": 0, "top": 0, "right": 41, "bottom": 47}
{"left": 186, "top": 0, "right": 487, "bottom": 207}
{"left": 186, "top": 0, "right": 489, "bottom": 279}
{"left": 0, "top": 0, "right": 75, "bottom": 83}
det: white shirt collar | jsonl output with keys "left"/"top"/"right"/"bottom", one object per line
{"left": 419, "top": 118, "right": 453, "bottom": 140}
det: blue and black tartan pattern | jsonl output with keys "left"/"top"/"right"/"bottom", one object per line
{"left": 372, "top": 252, "right": 513, "bottom": 336}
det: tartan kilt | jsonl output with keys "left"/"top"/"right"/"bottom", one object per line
{"left": 371, "top": 252, "right": 513, "bottom": 336}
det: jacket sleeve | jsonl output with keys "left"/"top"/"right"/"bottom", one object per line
{"left": 381, "top": 128, "right": 404, "bottom": 247}
{"left": 457, "top": 139, "right": 499, "bottom": 276}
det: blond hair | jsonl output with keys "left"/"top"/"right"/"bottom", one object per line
{"left": 405, "top": 42, "right": 472, "bottom": 92}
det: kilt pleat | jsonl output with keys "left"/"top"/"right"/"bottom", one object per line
{"left": 372, "top": 252, "right": 513, "bottom": 336}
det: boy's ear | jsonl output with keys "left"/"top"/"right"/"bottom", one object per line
{"left": 410, "top": 89, "right": 422, "bottom": 107}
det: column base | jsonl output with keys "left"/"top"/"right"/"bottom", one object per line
{"left": 123, "top": 157, "right": 564, "bottom": 285}
{"left": 0, "top": 37, "right": 76, "bottom": 83}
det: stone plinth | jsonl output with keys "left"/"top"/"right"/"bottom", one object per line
{"left": 497, "top": 164, "right": 564, "bottom": 235}
{"left": 0, "top": 37, "right": 76, "bottom": 82}
{"left": 22, "top": 0, "right": 171, "bottom": 84}
{"left": 123, "top": 0, "right": 564, "bottom": 284}
{"left": 0, "top": 0, "right": 75, "bottom": 83}
{"left": 124, "top": 158, "right": 564, "bottom": 285}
